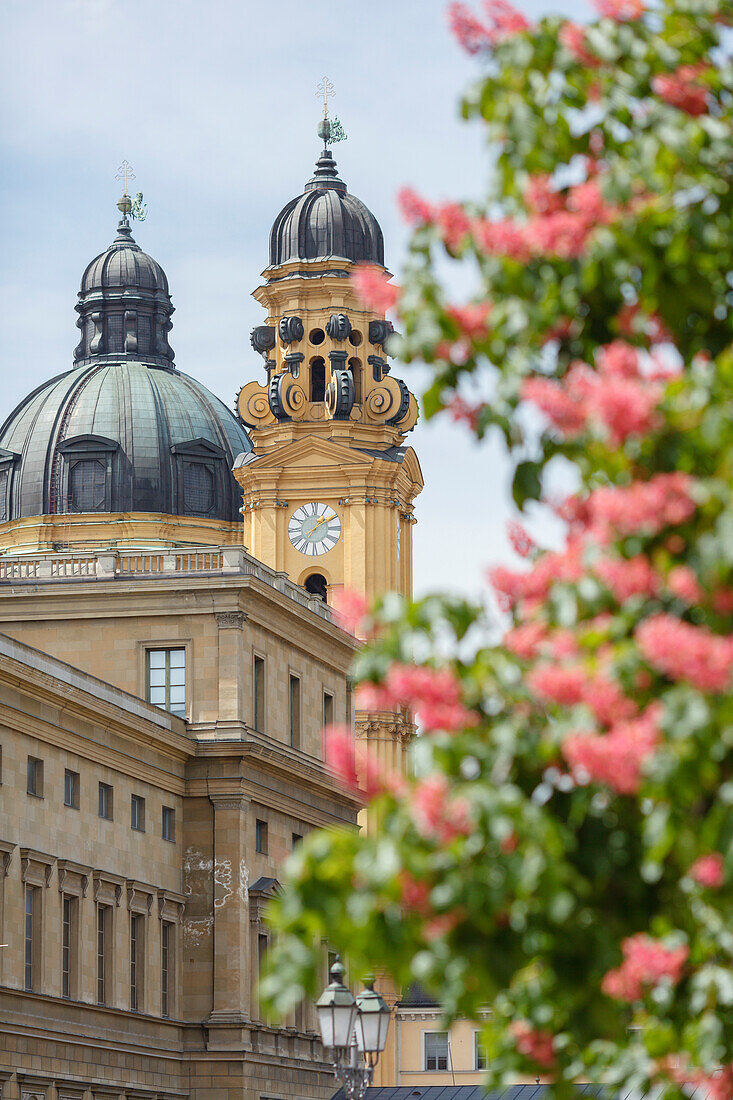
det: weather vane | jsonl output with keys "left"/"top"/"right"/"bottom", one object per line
{"left": 115, "top": 160, "right": 147, "bottom": 222}
{"left": 315, "top": 78, "right": 347, "bottom": 145}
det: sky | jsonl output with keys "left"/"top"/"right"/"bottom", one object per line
{"left": 0, "top": 0, "right": 589, "bottom": 601}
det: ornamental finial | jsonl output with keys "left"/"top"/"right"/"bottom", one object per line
{"left": 315, "top": 80, "right": 348, "bottom": 148}
{"left": 114, "top": 160, "right": 147, "bottom": 223}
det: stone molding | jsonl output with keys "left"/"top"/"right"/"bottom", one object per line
{"left": 215, "top": 610, "right": 247, "bottom": 629}
{"left": 93, "top": 869, "right": 125, "bottom": 906}
{"left": 157, "top": 887, "right": 187, "bottom": 923}
{"left": 209, "top": 792, "right": 249, "bottom": 812}
{"left": 20, "top": 847, "right": 55, "bottom": 887}
{"left": 0, "top": 839, "right": 15, "bottom": 876}
{"left": 126, "top": 879, "right": 156, "bottom": 915}
{"left": 57, "top": 859, "right": 92, "bottom": 897}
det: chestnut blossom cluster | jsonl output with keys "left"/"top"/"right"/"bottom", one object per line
{"left": 688, "top": 853, "right": 725, "bottom": 889}
{"left": 411, "top": 774, "right": 473, "bottom": 844}
{"left": 559, "top": 21, "right": 599, "bottom": 67}
{"left": 323, "top": 724, "right": 402, "bottom": 800}
{"left": 357, "top": 661, "right": 480, "bottom": 732}
{"left": 351, "top": 264, "right": 400, "bottom": 314}
{"left": 636, "top": 613, "right": 733, "bottom": 693}
{"left": 585, "top": 473, "right": 697, "bottom": 543}
{"left": 522, "top": 340, "right": 666, "bottom": 444}
{"left": 510, "top": 1022, "right": 555, "bottom": 1069}
{"left": 593, "top": 0, "right": 645, "bottom": 19}
{"left": 601, "top": 934, "right": 689, "bottom": 1002}
{"left": 652, "top": 65, "right": 711, "bottom": 117}
{"left": 447, "top": 0, "right": 531, "bottom": 54}
{"left": 506, "top": 519, "right": 535, "bottom": 558}
{"left": 563, "top": 708, "right": 661, "bottom": 794}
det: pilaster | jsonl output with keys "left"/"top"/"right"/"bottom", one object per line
{"left": 208, "top": 790, "right": 251, "bottom": 1030}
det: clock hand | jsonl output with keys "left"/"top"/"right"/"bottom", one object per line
{"left": 312, "top": 512, "right": 334, "bottom": 532}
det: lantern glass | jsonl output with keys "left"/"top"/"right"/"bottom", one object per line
{"left": 317, "top": 1000, "right": 357, "bottom": 1050}
{"left": 354, "top": 985, "right": 391, "bottom": 1053}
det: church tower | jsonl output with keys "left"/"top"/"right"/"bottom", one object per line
{"left": 233, "top": 121, "right": 422, "bottom": 615}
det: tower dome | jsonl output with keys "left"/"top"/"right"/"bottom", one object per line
{"left": 269, "top": 144, "right": 384, "bottom": 269}
{"left": 0, "top": 201, "right": 251, "bottom": 546}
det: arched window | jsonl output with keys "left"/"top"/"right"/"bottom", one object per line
{"left": 310, "top": 357, "right": 326, "bottom": 402}
{"left": 69, "top": 460, "right": 107, "bottom": 513}
{"left": 304, "top": 573, "right": 328, "bottom": 602}
{"left": 183, "top": 462, "right": 215, "bottom": 515}
{"left": 348, "top": 357, "right": 362, "bottom": 404}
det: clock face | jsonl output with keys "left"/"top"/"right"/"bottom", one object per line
{"left": 288, "top": 502, "right": 341, "bottom": 556}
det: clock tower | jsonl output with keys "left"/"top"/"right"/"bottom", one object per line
{"left": 233, "top": 126, "right": 422, "bottom": 616}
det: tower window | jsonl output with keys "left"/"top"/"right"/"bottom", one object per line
{"left": 305, "top": 573, "right": 328, "bottom": 602}
{"left": 183, "top": 462, "right": 215, "bottom": 515}
{"left": 68, "top": 459, "right": 107, "bottom": 513}
{"left": 0, "top": 469, "right": 8, "bottom": 521}
{"left": 348, "top": 330, "right": 363, "bottom": 346}
{"left": 309, "top": 328, "right": 325, "bottom": 345}
{"left": 310, "top": 358, "right": 326, "bottom": 402}
{"left": 348, "top": 357, "right": 362, "bottom": 403}
{"left": 105, "top": 313, "right": 124, "bottom": 353}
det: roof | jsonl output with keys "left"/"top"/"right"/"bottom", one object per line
{"left": 332, "top": 1086, "right": 712, "bottom": 1100}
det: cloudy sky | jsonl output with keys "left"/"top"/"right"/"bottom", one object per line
{"left": 0, "top": 0, "right": 588, "bottom": 599}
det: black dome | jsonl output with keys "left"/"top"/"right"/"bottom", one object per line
{"left": 0, "top": 209, "right": 251, "bottom": 526}
{"left": 269, "top": 149, "right": 384, "bottom": 268}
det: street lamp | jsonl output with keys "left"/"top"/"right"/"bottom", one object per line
{"left": 316, "top": 957, "right": 391, "bottom": 1100}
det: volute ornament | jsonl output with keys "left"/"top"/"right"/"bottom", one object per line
{"left": 269, "top": 373, "right": 307, "bottom": 421}
{"left": 362, "top": 375, "right": 410, "bottom": 425}
{"left": 278, "top": 315, "right": 304, "bottom": 344}
{"left": 250, "top": 325, "right": 276, "bottom": 357}
{"left": 325, "top": 369, "right": 355, "bottom": 420}
{"left": 237, "top": 381, "right": 275, "bottom": 429}
{"left": 326, "top": 313, "right": 352, "bottom": 341}
{"left": 368, "top": 318, "right": 395, "bottom": 349}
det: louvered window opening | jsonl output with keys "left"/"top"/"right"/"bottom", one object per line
{"left": 183, "top": 462, "right": 215, "bottom": 515}
{"left": 0, "top": 469, "right": 8, "bottom": 521}
{"left": 68, "top": 460, "right": 106, "bottom": 513}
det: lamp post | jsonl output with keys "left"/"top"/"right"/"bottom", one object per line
{"left": 315, "top": 957, "right": 391, "bottom": 1100}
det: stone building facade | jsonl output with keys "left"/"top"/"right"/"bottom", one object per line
{"left": 0, "top": 129, "right": 420, "bottom": 1100}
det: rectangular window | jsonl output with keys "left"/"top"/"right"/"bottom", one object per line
{"left": 289, "top": 675, "right": 301, "bottom": 749}
{"left": 161, "top": 921, "right": 173, "bottom": 1017}
{"left": 292, "top": 832, "right": 303, "bottom": 848}
{"left": 131, "top": 794, "right": 146, "bottom": 832}
{"left": 474, "top": 1031, "right": 487, "bottom": 1071}
{"left": 97, "top": 904, "right": 110, "bottom": 1004}
{"left": 162, "top": 806, "right": 175, "bottom": 842}
{"left": 64, "top": 769, "right": 80, "bottom": 809}
{"left": 24, "top": 886, "right": 38, "bottom": 990}
{"left": 258, "top": 933, "right": 268, "bottom": 977}
{"left": 98, "top": 781, "right": 113, "bottom": 820}
{"left": 130, "top": 913, "right": 144, "bottom": 1011}
{"left": 425, "top": 1031, "right": 449, "bottom": 1072}
{"left": 146, "top": 647, "right": 186, "bottom": 717}
{"left": 323, "top": 691, "right": 334, "bottom": 729}
{"left": 62, "top": 895, "right": 78, "bottom": 998}
{"left": 253, "top": 655, "right": 266, "bottom": 732}
{"left": 255, "top": 818, "right": 268, "bottom": 854}
{"left": 27, "top": 755, "right": 43, "bottom": 797}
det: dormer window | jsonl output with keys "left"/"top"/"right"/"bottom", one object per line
{"left": 0, "top": 449, "right": 20, "bottom": 523}
{"left": 171, "top": 438, "right": 226, "bottom": 518}
{"left": 57, "top": 435, "right": 118, "bottom": 515}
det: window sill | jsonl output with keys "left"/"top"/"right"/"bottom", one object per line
{"left": 26, "top": 792, "right": 44, "bottom": 800}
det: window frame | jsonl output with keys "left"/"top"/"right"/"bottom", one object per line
{"left": 473, "top": 1029, "right": 487, "bottom": 1071}
{"left": 253, "top": 653, "right": 266, "bottom": 733}
{"left": 97, "top": 903, "right": 111, "bottom": 1005}
{"left": 130, "top": 912, "right": 144, "bottom": 1012}
{"left": 170, "top": 437, "right": 227, "bottom": 518}
{"left": 323, "top": 690, "right": 334, "bottom": 729}
{"left": 289, "top": 673, "right": 301, "bottom": 749}
{"left": 27, "top": 755, "right": 44, "bottom": 798}
{"left": 64, "top": 768, "right": 80, "bottom": 810}
{"left": 423, "top": 1030, "right": 450, "bottom": 1072}
{"left": 131, "top": 793, "right": 146, "bottom": 833}
{"left": 161, "top": 921, "right": 173, "bottom": 1018}
{"left": 146, "top": 646, "right": 187, "bottom": 718}
{"left": 162, "top": 805, "right": 176, "bottom": 843}
{"left": 57, "top": 434, "right": 118, "bottom": 515}
{"left": 98, "top": 781, "right": 113, "bottom": 820}
{"left": 0, "top": 448, "right": 20, "bottom": 523}
{"left": 24, "top": 885, "right": 40, "bottom": 991}
{"left": 255, "top": 818, "right": 269, "bottom": 855}
{"left": 61, "top": 894, "right": 79, "bottom": 999}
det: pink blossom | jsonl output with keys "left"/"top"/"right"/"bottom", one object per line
{"left": 595, "top": 554, "right": 661, "bottom": 602}
{"left": 510, "top": 1022, "right": 555, "bottom": 1069}
{"left": 616, "top": 304, "right": 671, "bottom": 345}
{"left": 504, "top": 621, "right": 547, "bottom": 659}
{"left": 667, "top": 565, "right": 704, "bottom": 605}
{"left": 528, "top": 663, "right": 587, "bottom": 707}
{"left": 351, "top": 264, "right": 400, "bottom": 314}
{"left": 563, "top": 708, "right": 661, "bottom": 794}
{"left": 587, "top": 473, "right": 697, "bottom": 543}
{"left": 324, "top": 725, "right": 387, "bottom": 799}
{"left": 689, "top": 853, "right": 725, "bottom": 889}
{"left": 593, "top": 0, "right": 645, "bottom": 20}
{"left": 398, "top": 871, "right": 432, "bottom": 914}
{"left": 397, "top": 186, "right": 434, "bottom": 225}
{"left": 447, "top": 396, "right": 485, "bottom": 431}
{"left": 446, "top": 301, "right": 492, "bottom": 340}
{"left": 589, "top": 374, "right": 662, "bottom": 442}
{"left": 521, "top": 374, "right": 589, "bottom": 435}
{"left": 507, "top": 519, "right": 535, "bottom": 558}
{"left": 712, "top": 586, "right": 733, "bottom": 615}
{"left": 602, "top": 934, "right": 689, "bottom": 1002}
{"left": 422, "top": 912, "right": 462, "bottom": 940}
{"left": 596, "top": 339, "right": 640, "bottom": 378}
{"left": 435, "top": 202, "right": 472, "bottom": 251}
{"left": 375, "top": 662, "right": 481, "bottom": 732}
{"left": 585, "top": 673, "right": 638, "bottom": 727}
{"left": 472, "top": 216, "right": 532, "bottom": 263}
{"left": 355, "top": 681, "right": 393, "bottom": 711}
{"left": 488, "top": 537, "right": 585, "bottom": 610}
{"left": 333, "top": 587, "right": 369, "bottom": 635}
{"left": 635, "top": 613, "right": 733, "bottom": 693}
{"left": 447, "top": 2, "right": 495, "bottom": 53}
{"left": 524, "top": 174, "right": 564, "bottom": 216}
{"left": 412, "top": 775, "right": 473, "bottom": 844}
{"left": 652, "top": 66, "right": 710, "bottom": 117}
{"left": 546, "top": 628, "right": 581, "bottom": 659}
{"left": 559, "top": 21, "right": 599, "bottom": 67}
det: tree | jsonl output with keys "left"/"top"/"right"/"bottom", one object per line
{"left": 262, "top": 1, "right": 733, "bottom": 1095}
